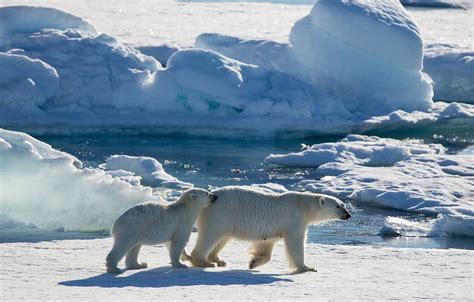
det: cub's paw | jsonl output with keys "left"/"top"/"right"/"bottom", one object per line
{"left": 172, "top": 262, "right": 188, "bottom": 269}
{"left": 106, "top": 266, "right": 124, "bottom": 274}
{"left": 126, "top": 262, "right": 148, "bottom": 270}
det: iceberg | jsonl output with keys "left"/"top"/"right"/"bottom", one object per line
{"left": 265, "top": 135, "right": 474, "bottom": 237}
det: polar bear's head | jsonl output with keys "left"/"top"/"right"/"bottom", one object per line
{"left": 181, "top": 188, "right": 217, "bottom": 208}
{"left": 315, "top": 194, "right": 351, "bottom": 221}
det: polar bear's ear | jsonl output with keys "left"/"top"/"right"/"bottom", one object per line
{"left": 190, "top": 192, "right": 197, "bottom": 199}
{"left": 319, "top": 197, "right": 326, "bottom": 207}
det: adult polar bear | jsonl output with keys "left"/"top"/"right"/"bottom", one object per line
{"left": 187, "top": 186, "right": 351, "bottom": 273}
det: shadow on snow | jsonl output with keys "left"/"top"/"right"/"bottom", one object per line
{"left": 59, "top": 267, "right": 293, "bottom": 288}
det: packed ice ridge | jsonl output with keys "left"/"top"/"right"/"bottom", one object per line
{"left": 0, "top": 3, "right": 473, "bottom": 136}
{"left": 265, "top": 135, "right": 474, "bottom": 237}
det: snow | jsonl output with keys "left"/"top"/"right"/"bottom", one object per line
{"left": 265, "top": 134, "right": 445, "bottom": 167}
{"left": 424, "top": 43, "right": 474, "bottom": 103}
{"left": 0, "top": 4, "right": 473, "bottom": 136}
{"left": 199, "top": 0, "right": 435, "bottom": 115}
{"left": 1, "top": 234, "right": 472, "bottom": 300}
{"left": 100, "top": 155, "right": 192, "bottom": 189}
{"left": 0, "top": 5, "right": 97, "bottom": 45}
{"left": 400, "top": 0, "right": 472, "bottom": 8}
{"left": 0, "top": 52, "right": 59, "bottom": 109}
{"left": 0, "top": 129, "right": 159, "bottom": 231}
{"left": 265, "top": 135, "right": 474, "bottom": 237}
{"left": 137, "top": 44, "right": 180, "bottom": 67}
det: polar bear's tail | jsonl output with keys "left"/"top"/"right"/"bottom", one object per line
{"left": 181, "top": 249, "right": 192, "bottom": 262}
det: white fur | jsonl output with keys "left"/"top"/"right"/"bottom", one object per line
{"left": 187, "top": 186, "right": 350, "bottom": 273}
{"left": 105, "top": 188, "right": 216, "bottom": 273}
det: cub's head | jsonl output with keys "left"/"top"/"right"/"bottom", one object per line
{"left": 316, "top": 194, "right": 351, "bottom": 221}
{"left": 181, "top": 188, "right": 217, "bottom": 208}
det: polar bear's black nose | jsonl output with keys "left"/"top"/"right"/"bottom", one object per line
{"left": 210, "top": 194, "right": 218, "bottom": 203}
{"left": 343, "top": 212, "right": 351, "bottom": 220}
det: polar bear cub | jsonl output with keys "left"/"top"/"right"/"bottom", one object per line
{"left": 106, "top": 188, "right": 217, "bottom": 273}
{"left": 187, "top": 186, "right": 351, "bottom": 273}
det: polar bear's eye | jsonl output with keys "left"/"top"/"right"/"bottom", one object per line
{"left": 336, "top": 205, "right": 340, "bottom": 209}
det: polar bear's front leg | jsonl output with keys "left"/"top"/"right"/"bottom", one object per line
{"left": 125, "top": 245, "right": 148, "bottom": 270}
{"left": 283, "top": 232, "right": 316, "bottom": 274}
{"left": 190, "top": 229, "right": 224, "bottom": 268}
{"left": 168, "top": 234, "right": 190, "bottom": 269}
{"left": 249, "top": 241, "right": 275, "bottom": 269}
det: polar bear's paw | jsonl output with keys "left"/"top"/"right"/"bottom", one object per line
{"left": 191, "top": 258, "right": 216, "bottom": 268}
{"left": 293, "top": 265, "right": 317, "bottom": 274}
{"left": 248, "top": 255, "right": 270, "bottom": 270}
{"left": 126, "top": 262, "right": 148, "bottom": 270}
{"left": 171, "top": 262, "right": 188, "bottom": 269}
{"left": 106, "top": 266, "right": 124, "bottom": 274}
{"left": 215, "top": 260, "right": 227, "bottom": 267}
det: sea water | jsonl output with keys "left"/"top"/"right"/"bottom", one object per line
{"left": 39, "top": 125, "right": 474, "bottom": 250}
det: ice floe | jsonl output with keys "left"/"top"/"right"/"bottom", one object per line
{"left": 265, "top": 135, "right": 474, "bottom": 237}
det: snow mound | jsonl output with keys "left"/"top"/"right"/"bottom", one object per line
{"left": 0, "top": 6, "right": 97, "bottom": 46}
{"left": 290, "top": 0, "right": 432, "bottom": 114}
{"left": 424, "top": 44, "right": 474, "bottom": 104}
{"left": 0, "top": 129, "right": 158, "bottom": 231}
{"left": 100, "top": 155, "right": 192, "bottom": 189}
{"left": 0, "top": 51, "right": 59, "bottom": 109}
{"left": 265, "top": 135, "right": 474, "bottom": 237}
{"left": 265, "top": 134, "right": 445, "bottom": 167}
{"left": 137, "top": 44, "right": 179, "bottom": 67}
{"left": 199, "top": 0, "right": 434, "bottom": 116}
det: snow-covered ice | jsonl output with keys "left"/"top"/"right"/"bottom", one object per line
{"left": 265, "top": 135, "right": 474, "bottom": 237}
{"left": 198, "top": 0, "right": 435, "bottom": 115}
{"left": 265, "top": 134, "right": 445, "bottom": 167}
{"left": 100, "top": 155, "right": 192, "bottom": 189}
{"left": 0, "top": 4, "right": 473, "bottom": 136}
{"left": 0, "top": 129, "right": 160, "bottom": 231}
{"left": 1, "top": 234, "right": 472, "bottom": 300}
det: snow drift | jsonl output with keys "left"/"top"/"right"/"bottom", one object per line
{"left": 265, "top": 135, "right": 474, "bottom": 237}
{"left": 0, "top": 129, "right": 160, "bottom": 231}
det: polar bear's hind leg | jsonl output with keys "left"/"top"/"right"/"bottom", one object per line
{"left": 208, "top": 237, "right": 231, "bottom": 267}
{"left": 125, "top": 245, "right": 148, "bottom": 270}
